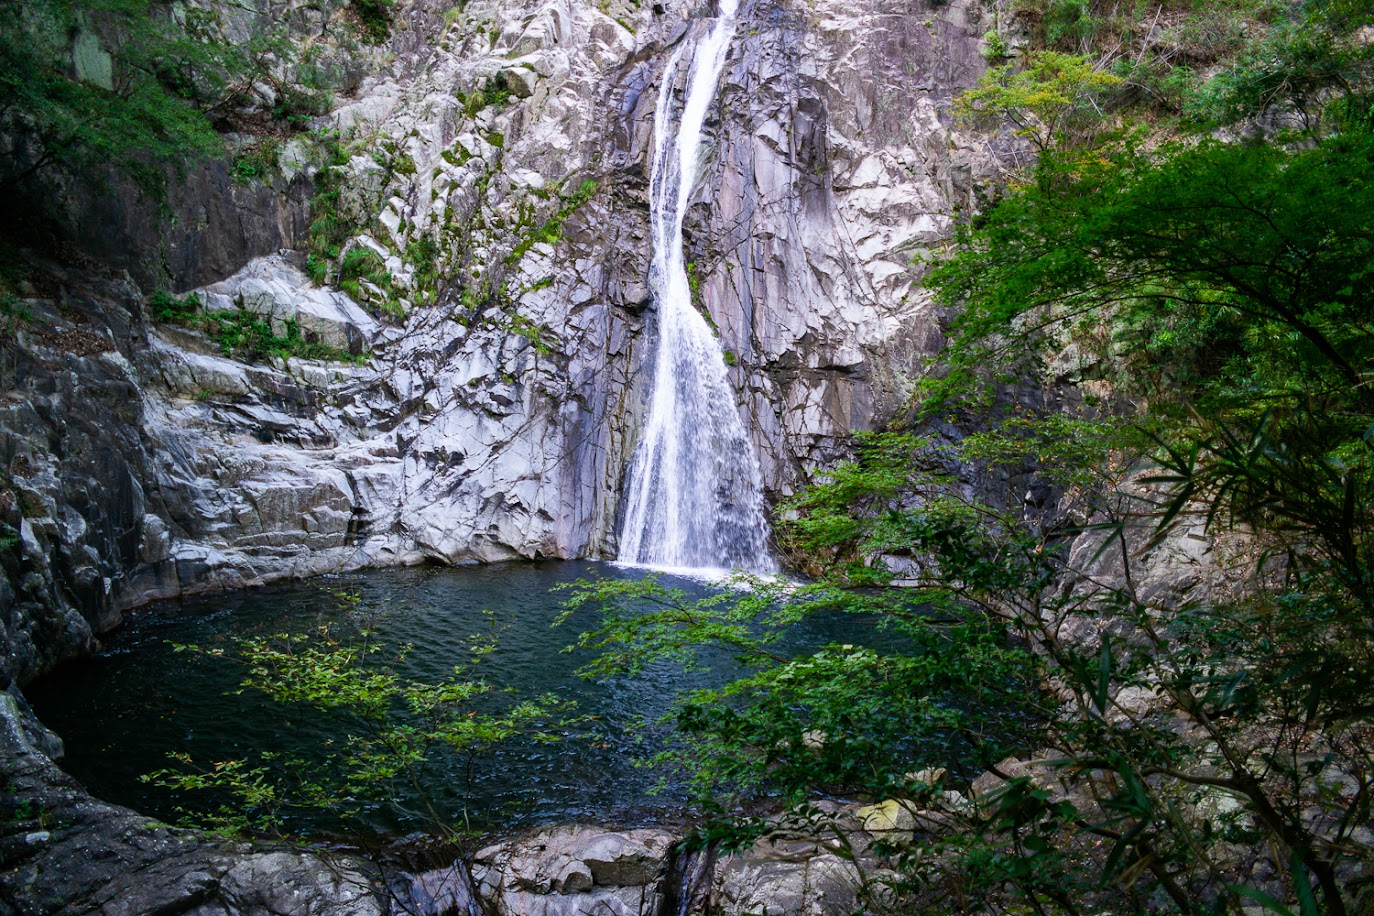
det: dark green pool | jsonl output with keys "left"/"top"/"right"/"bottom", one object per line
{"left": 26, "top": 561, "right": 878, "bottom": 838}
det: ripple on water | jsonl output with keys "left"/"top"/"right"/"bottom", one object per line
{"left": 25, "top": 562, "right": 767, "bottom": 836}
{"left": 27, "top": 561, "right": 886, "bottom": 838}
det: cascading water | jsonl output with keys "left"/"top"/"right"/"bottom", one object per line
{"left": 617, "top": 0, "right": 775, "bottom": 574}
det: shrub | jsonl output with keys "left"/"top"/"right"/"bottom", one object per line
{"left": 306, "top": 153, "right": 359, "bottom": 274}
{"left": 461, "top": 73, "right": 513, "bottom": 117}
{"left": 1045, "top": 0, "right": 1095, "bottom": 49}
{"left": 304, "top": 254, "right": 329, "bottom": 286}
{"left": 230, "top": 139, "right": 281, "bottom": 185}
{"left": 148, "top": 291, "right": 202, "bottom": 324}
{"left": 206, "top": 310, "right": 364, "bottom": 363}
{"left": 404, "top": 236, "right": 440, "bottom": 294}
{"left": 338, "top": 247, "right": 391, "bottom": 297}
{"left": 954, "top": 51, "right": 1124, "bottom": 152}
{"left": 0, "top": 0, "right": 233, "bottom": 195}
{"left": 337, "top": 247, "right": 405, "bottom": 320}
{"left": 350, "top": 0, "right": 394, "bottom": 43}
{"left": 982, "top": 30, "right": 1009, "bottom": 61}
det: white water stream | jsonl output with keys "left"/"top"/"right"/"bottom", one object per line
{"left": 617, "top": 0, "right": 775, "bottom": 575}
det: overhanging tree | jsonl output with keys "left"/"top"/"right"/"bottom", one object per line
{"left": 0, "top": 0, "right": 238, "bottom": 194}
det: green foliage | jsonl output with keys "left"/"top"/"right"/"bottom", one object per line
{"left": 889, "top": 59, "right": 1374, "bottom": 907}
{"left": 493, "top": 310, "right": 550, "bottom": 354}
{"left": 146, "top": 596, "right": 575, "bottom": 835}
{"left": 1000, "top": 0, "right": 1320, "bottom": 123}
{"left": 1185, "top": 0, "right": 1374, "bottom": 133}
{"left": 537, "top": 179, "right": 594, "bottom": 240}
{"left": 566, "top": 178, "right": 598, "bottom": 210}
{"left": 928, "top": 131, "right": 1374, "bottom": 423}
{"left": 235, "top": 26, "right": 338, "bottom": 130}
{"left": 927, "top": 122, "right": 1374, "bottom": 622}
{"left": 149, "top": 291, "right": 363, "bottom": 364}
{"left": 305, "top": 254, "right": 329, "bottom": 286}
{"left": 1109, "top": 55, "right": 1195, "bottom": 114}
{"left": 960, "top": 412, "right": 1134, "bottom": 488}
{"left": 954, "top": 51, "right": 1124, "bottom": 151}
{"left": 405, "top": 235, "right": 440, "bottom": 297}
{"left": 684, "top": 259, "right": 704, "bottom": 308}
{"left": 461, "top": 73, "right": 513, "bottom": 117}
{"left": 338, "top": 246, "right": 390, "bottom": 297}
{"left": 1161, "top": 0, "right": 1285, "bottom": 65}
{"left": 981, "top": 30, "right": 1008, "bottom": 62}
{"left": 0, "top": 0, "right": 233, "bottom": 194}
{"left": 507, "top": 178, "right": 597, "bottom": 264}
{"left": 206, "top": 310, "right": 364, "bottom": 364}
{"left": 305, "top": 135, "right": 364, "bottom": 285}
{"left": 230, "top": 139, "right": 281, "bottom": 185}
{"left": 271, "top": 82, "right": 332, "bottom": 126}
{"left": 563, "top": 29, "right": 1374, "bottom": 911}
{"left": 146, "top": 754, "right": 285, "bottom": 835}
{"left": 335, "top": 246, "right": 405, "bottom": 320}
{"left": 349, "top": 0, "right": 394, "bottom": 44}
{"left": 1044, "top": 0, "right": 1095, "bottom": 50}
{"left": 441, "top": 145, "right": 472, "bottom": 168}
{"left": 561, "top": 573, "right": 1044, "bottom": 806}
{"left": 0, "top": 0, "right": 343, "bottom": 198}
{"left": 572, "top": 399, "right": 1374, "bottom": 910}
{"left": 147, "top": 290, "right": 200, "bottom": 323}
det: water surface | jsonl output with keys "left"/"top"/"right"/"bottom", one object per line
{"left": 27, "top": 561, "right": 873, "bottom": 837}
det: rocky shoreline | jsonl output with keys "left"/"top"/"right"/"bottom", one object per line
{"left": 0, "top": 685, "right": 924, "bottom": 915}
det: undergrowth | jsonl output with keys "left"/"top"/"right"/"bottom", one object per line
{"left": 147, "top": 291, "right": 366, "bottom": 364}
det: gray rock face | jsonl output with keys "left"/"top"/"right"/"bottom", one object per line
{"left": 0, "top": 271, "right": 151, "bottom": 686}
{"left": 711, "top": 844, "right": 860, "bottom": 916}
{"left": 10, "top": 0, "right": 380, "bottom": 292}
{"left": 61, "top": 161, "right": 315, "bottom": 292}
{"left": 692, "top": 0, "right": 1002, "bottom": 494}
{"left": 0, "top": 0, "right": 1008, "bottom": 687}
{"left": 472, "top": 824, "right": 675, "bottom": 915}
{"left": 0, "top": 689, "right": 385, "bottom": 915}
{"left": 463, "top": 821, "right": 870, "bottom": 915}
{"left": 205, "top": 256, "right": 380, "bottom": 355}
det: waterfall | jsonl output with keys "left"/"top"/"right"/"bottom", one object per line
{"left": 617, "top": 0, "right": 775, "bottom": 575}
{"left": 661, "top": 843, "right": 718, "bottom": 916}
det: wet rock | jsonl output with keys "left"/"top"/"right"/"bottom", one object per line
{"left": 465, "top": 821, "right": 873, "bottom": 915}
{"left": 555, "top": 859, "right": 594, "bottom": 892}
{"left": 711, "top": 840, "right": 861, "bottom": 916}
{"left": 394, "top": 861, "right": 485, "bottom": 916}
{"left": 472, "top": 824, "right": 675, "bottom": 915}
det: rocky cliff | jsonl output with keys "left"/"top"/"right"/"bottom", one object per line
{"left": 0, "top": 0, "right": 1005, "bottom": 684}
{"left": 0, "top": 0, "right": 1018, "bottom": 910}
